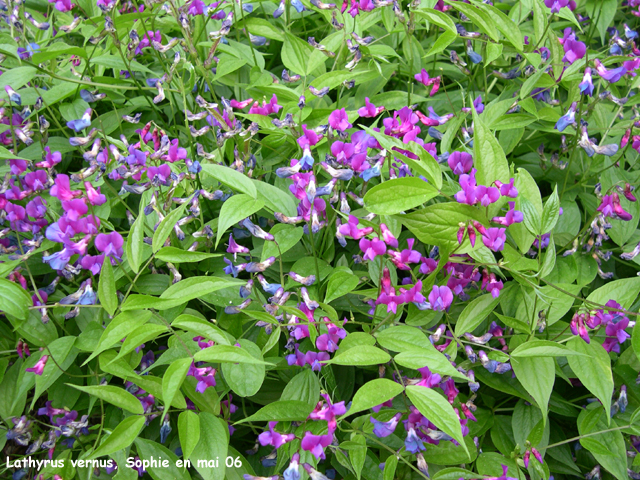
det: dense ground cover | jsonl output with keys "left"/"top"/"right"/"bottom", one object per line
{"left": 1, "top": 0, "right": 640, "bottom": 479}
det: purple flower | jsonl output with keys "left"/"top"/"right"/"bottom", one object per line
{"left": 50, "top": 174, "right": 82, "bottom": 201}
{"left": 328, "top": 108, "right": 352, "bottom": 131}
{"left": 359, "top": 237, "right": 386, "bottom": 261}
{"left": 358, "top": 97, "right": 384, "bottom": 117}
{"left": 428, "top": 285, "right": 453, "bottom": 311}
{"left": 544, "top": 0, "right": 569, "bottom": 12}
{"left": 454, "top": 169, "right": 478, "bottom": 205}
{"left": 495, "top": 178, "right": 518, "bottom": 198}
{"left": 555, "top": 102, "right": 577, "bottom": 132}
{"left": 416, "top": 367, "right": 442, "bottom": 387}
{"left": 405, "top": 427, "right": 426, "bottom": 453}
{"left": 67, "top": 108, "right": 92, "bottom": 132}
{"left": 561, "top": 29, "right": 585, "bottom": 64}
{"left": 370, "top": 413, "right": 402, "bottom": 438}
{"left": 26, "top": 355, "right": 49, "bottom": 375}
{"left": 85, "top": 182, "right": 106, "bottom": 206}
{"left": 597, "top": 193, "right": 632, "bottom": 221}
{"left": 481, "top": 227, "right": 507, "bottom": 252}
{"left": 95, "top": 232, "right": 124, "bottom": 259}
{"left": 316, "top": 323, "right": 347, "bottom": 352}
{"left": 491, "top": 202, "right": 523, "bottom": 226}
{"left": 36, "top": 147, "right": 62, "bottom": 169}
{"left": 187, "top": 363, "right": 217, "bottom": 393}
{"left": 339, "top": 215, "right": 373, "bottom": 240}
{"left": 258, "top": 422, "right": 295, "bottom": 449}
{"left": 594, "top": 59, "right": 627, "bottom": 83}
{"left": 414, "top": 69, "right": 441, "bottom": 96}
{"left": 301, "top": 431, "right": 332, "bottom": 459}
{"left": 284, "top": 453, "right": 300, "bottom": 480}
{"left": 475, "top": 185, "right": 501, "bottom": 207}
{"left": 579, "top": 67, "right": 594, "bottom": 96}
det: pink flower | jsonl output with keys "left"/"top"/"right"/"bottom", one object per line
{"left": 84, "top": 182, "right": 106, "bottom": 206}
{"left": 447, "top": 151, "right": 473, "bottom": 175}
{"left": 328, "top": 108, "right": 352, "bottom": 131}
{"left": 50, "top": 174, "right": 82, "bottom": 201}
{"left": 358, "top": 97, "right": 384, "bottom": 117}
{"left": 428, "top": 285, "right": 453, "bottom": 311}
{"left": 95, "top": 232, "right": 124, "bottom": 259}
{"left": 359, "top": 237, "right": 386, "bottom": 261}
{"left": 26, "top": 355, "right": 49, "bottom": 375}
{"left": 413, "top": 69, "right": 441, "bottom": 96}
{"left": 258, "top": 422, "right": 295, "bottom": 449}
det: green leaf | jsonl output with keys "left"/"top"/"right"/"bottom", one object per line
{"left": 254, "top": 180, "right": 298, "bottom": 217}
{"left": 90, "top": 415, "right": 146, "bottom": 459}
{"left": 383, "top": 455, "right": 398, "bottom": 480}
{"left": 261, "top": 224, "right": 304, "bottom": 262}
{"left": 237, "top": 400, "right": 314, "bottom": 423}
{"left": 201, "top": 163, "right": 257, "bottom": 197}
{"left": 215, "top": 194, "right": 264, "bottom": 248}
{"left": 445, "top": 0, "right": 499, "bottom": 40}
{"left": 113, "top": 324, "right": 167, "bottom": 361}
{"left": 393, "top": 350, "right": 469, "bottom": 380}
{"left": 122, "top": 277, "right": 244, "bottom": 311}
{"left": 172, "top": 314, "right": 232, "bottom": 345}
{"left": 406, "top": 386, "right": 469, "bottom": 456}
{"left": 152, "top": 203, "right": 188, "bottom": 252}
{"left": 194, "top": 345, "right": 273, "bottom": 365}
{"left": 511, "top": 340, "right": 587, "bottom": 358}
{"left": 521, "top": 197, "right": 542, "bottom": 236}
{"left": 221, "top": 339, "right": 265, "bottom": 397}
{"left": 472, "top": 107, "right": 509, "bottom": 186}
{"left": 191, "top": 412, "right": 229, "bottom": 480}
{"left": 510, "top": 169, "right": 543, "bottom": 253}
{"left": 376, "top": 325, "right": 432, "bottom": 351}
{"left": 0, "top": 66, "right": 37, "bottom": 93}
{"left": 532, "top": 0, "right": 547, "bottom": 45}
{"left": 281, "top": 369, "right": 321, "bottom": 406}
{"left": 98, "top": 259, "right": 118, "bottom": 316}
{"left": 479, "top": 3, "right": 524, "bottom": 51}
{"left": 32, "top": 336, "right": 78, "bottom": 408}
{"left": 633, "top": 320, "right": 640, "bottom": 358}
{"left": 511, "top": 356, "right": 554, "bottom": 423}
{"left": 178, "top": 410, "right": 200, "bottom": 461}
{"left": 577, "top": 407, "right": 627, "bottom": 480}
{"left": 586, "top": 276, "right": 640, "bottom": 309}
{"left": 0, "top": 278, "right": 32, "bottom": 320}
{"left": 567, "top": 337, "right": 614, "bottom": 420}
{"left": 91, "top": 54, "right": 155, "bottom": 74}
{"left": 69, "top": 385, "right": 144, "bottom": 414}
{"left": 83, "top": 310, "right": 152, "bottom": 365}
{"left": 325, "top": 271, "right": 360, "bottom": 304}
{"left": 346, "top": 379, "right": 404, "bottom": 416}
{"left": 399, "top": 202, "right": 488, "bottom": 251}
{"left": 135, "top": 438, "right": 191, "bottom": 480}
{"left": 126, "top": 211, "right": 147, "bottom": 274}
{"left": 162, "top": 357, "right": 191, "bottom": 419}
{"left": 541, "top": 186, "right": 560, "bottom": 234}
{"left": 363, "top": 178, "right": 438, "bottom": 215}
{"left": 414, "top": 8, "right": 457, "bottom": 33}
{"left": 454, "top": 294, "right": 500, "bottom": 337}
{"left": 328, "top": 345, "right": 391, "bottom": 366}
{"left": 282, "top": 32, "right": 326, "bottom": 76}
{"left": 155, "top": 247, "right": 221, "bottom": 263}
{"left": 242, "top": 17, "right": 284, "bottom": 41}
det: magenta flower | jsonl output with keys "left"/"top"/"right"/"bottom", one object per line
{"left": 544, "top": 0, "right": 569, "bottom": 12}
{"left": 258, "top": 422, "right": 295, "bottom": 449}
{"left": 358, "top": 97, "right": 384, "bottom": 117}
{"left": 594, "top": 59, "right": 627, "bottom": 83}
{"left": 561, "top": 29, "right": 586, "bottom": 64}
{"left": 84, "top": 182, "right": 106, "bottom": 206}
{"left": 338, "top": 215, "right": 373, "bottom": 240}
{"left": 491, "top": 202, "right": 523, "bottom": 226}
{"left": 474, "top": 185, "right": 501, "bottom": 207}
{"left": 495, "top": 178, "right": 518, "bottom": 198}
{"left": 481, "top": 228, "right": 506, "bottom": 252}
{"left": 454, "top": 169, "right": 477, "bottom": 205}
{"left": 328, "top": 108, "right": 352, "bottom": 131}
{"left": 416, "top": 367, "right": 441, "bottom": 388}
{"left": 316, "top": 323, "right": 347, "bottom": 352}
{"left": 301, "top": 431, "right": 332, "bottom": 459}
{"left": 248, "top": 94, "right": 282, "bottom": 116}
{"left": 187, "top": 363, "right": 217, "bottom": 393}
{"left": 50, "top": 175, "right": 82, "bottom": 201}
{"left": 26, "top": 355, "right": 49, "bottom": 375}
{"left": 428, "top": 285, "right": 453, "bottom": 311}
{"left": 359, "top": 237, "right": 386, "bottom": 261}
{"left": 598, "top": 193, "right": 632, "bottom": 221}
{"left": 447, "top": 151, "right": 473, "bottom": 175}
{"left": 95, "top": 232, "right": 124, "bottom": 259}
{"left": 380, "top": 223, "right": 398, "bottom": 248}
{"left": 413, "top": 69, "right": 441, "bottom": 96}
